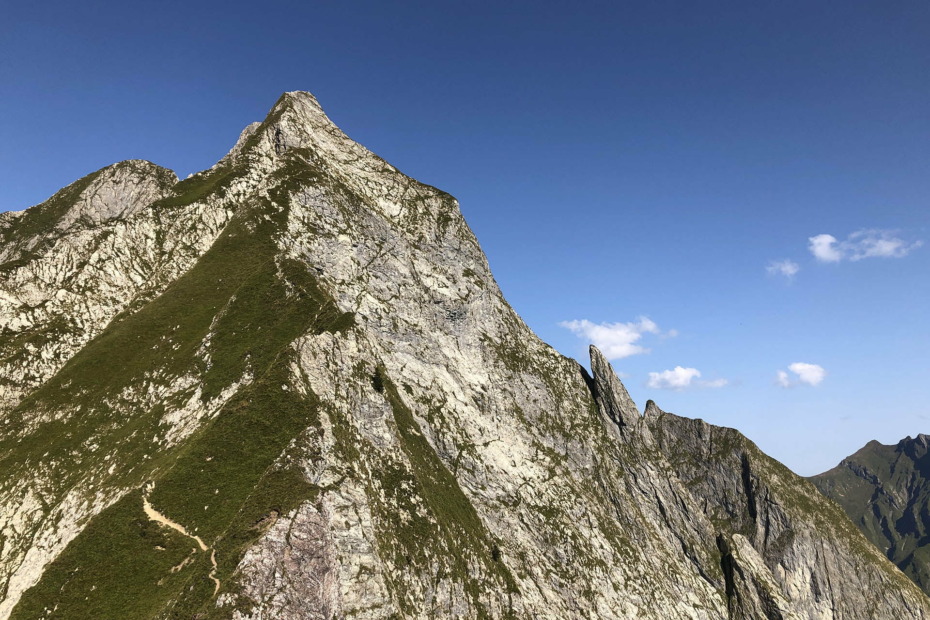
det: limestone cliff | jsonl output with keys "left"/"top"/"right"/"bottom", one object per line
{"left": 645, "top": 402, "right": 927, "bottom": 618}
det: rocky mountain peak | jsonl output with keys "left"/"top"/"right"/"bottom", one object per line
{"left": 2, "top": 93, "right": 929, "bottom": 619}
{"left": 222, "top": 91, "right": 331, "bottom": 159}
{"left": 903, "top": 433, "right": 930, "bottom": 452}
{"left": 0, "top": 159, "right": 176, "bottom": 266}
{"left": 813, "top": 434, "right": 930, "bottom": 595}
{"left": 213, "top": 90, "right": 454, "bottom": 230}
{"left": 53, "top": 159, "right": 177, "bottom": 231}
{"left": 220, "top": 91, "right": 353, "bottom": 161}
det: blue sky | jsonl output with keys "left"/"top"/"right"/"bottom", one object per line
{"left": 2, "top": 1, "right": 928, "bottom": 475}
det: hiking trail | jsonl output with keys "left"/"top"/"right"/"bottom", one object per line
{"left": 142, "top": 486, "right": 220, "bottom": 596}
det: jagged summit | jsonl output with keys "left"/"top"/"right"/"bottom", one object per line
{"left": 218, "top": 90, "right": 369, "bottom": 166}
{"left": 1, "top": 93, "right": 928, "bottom": 619}
{"left": 643, "top": 398, "right": 662, "bottom": 419}
{"left": 54, "top": 160, "right": 177, "bottom": 228}
{"left": 903, "top": 433, "right": 930, "bottom": 453}
{"left": 588, "top": 344, "right": 642, "bottom": 429}
{"left": 9, "top": 159, "right": 177, "bottom": 215}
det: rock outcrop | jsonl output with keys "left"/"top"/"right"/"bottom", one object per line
{"left": 645, "top": 402, "right": 928, "bottom": 618}
{"left": 0, "top": 91, "right": 926, "bottom": 619}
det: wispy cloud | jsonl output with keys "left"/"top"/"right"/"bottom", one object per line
{"left": 776, "top": 362, "right": 826, "bottom": 387}
{"left": 766, "top": 259, "right": 800, "bottom": 280}
{"left": 809, "top": 230, "right": 922, "bottom": 263}
{"left": 646, "top": 366, "right": 728, "bottom": 390}
{"left": 776, "top": 370, "right": 792, "bottom": 388}
{"left": 559, "top": 317, "right": 673, "bottom": 360}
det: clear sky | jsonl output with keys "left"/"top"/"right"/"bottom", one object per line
{"left": 2, "top": 1, "right": 928, "bottom": 475}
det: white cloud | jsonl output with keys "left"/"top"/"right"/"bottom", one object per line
{"left": 809, "top": 230, "right": 922, "bottom": 263}
{"left": 776, "top": 362, "right": 826, "bottom": 387}
{"left": 789, "top": 362, "right": 826, "bottom": 386}
{"left": 776, "top": 370, "right": 791, "bottom": 388}
{"left": 646, "top": 366, "right": 728, "bottom": 390}
{"left": 559, "top": 317, "right": 671, "bottom": 360}
{"left": 809, "top": 234, "right": 843, "bottom": 262}
{"left": 647, "top": 366, "right": 701, "bottom": 390}
{"left": 766, "top": 259, "right": 800, "bottom": 279}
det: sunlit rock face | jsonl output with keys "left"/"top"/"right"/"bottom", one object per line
{"left": 0, "top": 92, "right": 927, "bottom": 619}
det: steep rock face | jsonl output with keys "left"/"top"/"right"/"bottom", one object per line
{"left": 812, "top": 435, "right": 930, "bottom": 595}
{"left": 0, "top": 160, "right": 178, "bottom": 265}
{"left": 0, "top": 92, "right": 927, "bottom": 619}
{"left": 646, "top": 402, "right": 929, "bottom": 618}
{"left": 0, "top": 160, "right": 236, "bottom": 415}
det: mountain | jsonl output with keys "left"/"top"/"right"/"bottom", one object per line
{"left": 0, "top": 91, "right": 926, "bottom": 619}
{"left": 811, "top": 435, "right": 930, "bottom": 596}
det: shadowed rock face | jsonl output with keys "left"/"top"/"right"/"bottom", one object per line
{"left": 645, "top": 402, "right": 929, "bottom": 619}
{"left": 812, "top": 435, "right": 930, "bottom": 595}
{"left": 0, "top": 92, "right": 927, "bottom": 619}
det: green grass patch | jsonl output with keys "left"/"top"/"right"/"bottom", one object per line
{"left": 167, "top": 467, "right": 321, "bottom": 619}
{"left": 153, "top": 163, "right": 241, "bottom": 211}
{"left": 148, "top": 354, "right": 320, "bottom": 543}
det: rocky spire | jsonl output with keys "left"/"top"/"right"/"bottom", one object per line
{"left": 643, "top": 399, "right": 662, "bottom": 420}
{"left": 588, "top": 344, "right": 641, "bottom": 431}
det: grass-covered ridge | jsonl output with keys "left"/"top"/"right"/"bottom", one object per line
{"left": 10, "top": 351, "right": 325, "bottom": 620}
{"left": 10, "top": 489, "right": 207, "bottom": 620}
{"left": 5, "top": 150, "right": 356, "bottom": 619}
{"left": 0, "top": 168, "right": 104, "bottom": 254}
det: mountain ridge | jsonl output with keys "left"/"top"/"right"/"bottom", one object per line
{"left": 0, "top": 91, "right": 926, "bottom": 619}
{"left": 812, "top": 433, "right": 930, "bottom": 597}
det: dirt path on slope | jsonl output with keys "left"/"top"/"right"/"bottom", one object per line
{"left": 143, "top": 489, "right": 220, "bottom": 595}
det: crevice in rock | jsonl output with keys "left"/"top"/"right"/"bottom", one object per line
{"left": 741, "top": 452, "right": 758, "bottom": 523}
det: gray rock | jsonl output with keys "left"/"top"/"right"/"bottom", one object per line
{"left": 648, "top": 402, "right": 929, "bottom": 618}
